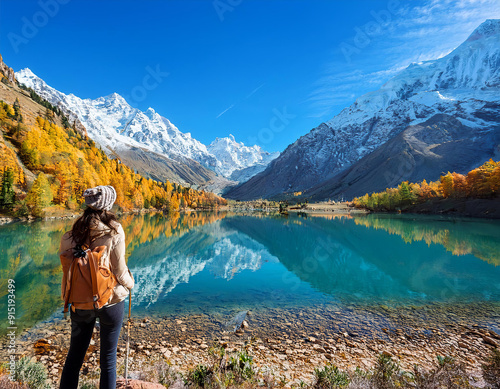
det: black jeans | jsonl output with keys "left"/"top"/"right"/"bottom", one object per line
{"left": 59, "top": 301, "right": 124, "bottom": 389}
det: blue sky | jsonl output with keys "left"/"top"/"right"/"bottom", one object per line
{"left": 0, "top": 0, "right": 498, "bottom": 152}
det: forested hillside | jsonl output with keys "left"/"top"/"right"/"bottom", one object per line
{"left": 352, "top": 159, "right": 500, "bottom": 212}
{"left": 0, "top": 63, "right": 225, "bottom": 218}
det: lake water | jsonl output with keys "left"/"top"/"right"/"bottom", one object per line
{"left": 1, "top": 211, "right": 499, "bottom": 337}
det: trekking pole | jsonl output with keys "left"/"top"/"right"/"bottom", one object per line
{"left": 125, "top": 291, "right": 132, "bottom": 388}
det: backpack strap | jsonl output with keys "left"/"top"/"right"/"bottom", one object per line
{"left": 63, "top": 258, "right": 80, "bottom": 315}
{"left": 87, "top": 248, "right": 100, "bottom": 309}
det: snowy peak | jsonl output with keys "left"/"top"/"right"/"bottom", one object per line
{"left": 15, "top": 68, "right": 278, "bottom": 183}
{"left": 374, "top": 21, "right": 500, "bottom": 106}
{"left": 16, "top": 67, "right": 36, "bottom": 79}
{"left": 208, "top": 135, "right": 279, "bottom": 178}
{"left": 466, "top": 19, "right": 500, "bottom": 41}
{"left": 333, "top": 19, "right": 500, "bottom": 126}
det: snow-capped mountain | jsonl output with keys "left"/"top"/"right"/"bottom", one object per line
{"left": 15, "top": 69, "right": 278, "bottom": 187}
{"left": 208, "top": 135, "right": 279, "bottom": 180}
{"left": 226, "top": 19, "right": 500, "bottom": 200}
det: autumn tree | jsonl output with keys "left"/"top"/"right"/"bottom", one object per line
{"left": 451, "top": 173, "right": 467, "bottom": 198}
{"left": 26, "top": 173, "right": 53, "bottom": 217}
{"left": 440, "top": 172, "right": 454, "bottom": 198}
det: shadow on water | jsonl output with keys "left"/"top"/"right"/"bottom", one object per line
{"left": 1, "top": 211, "right": 499, "bottom": 337}
{"left": 224, "top": 214, "right": 500, "bottom": 303}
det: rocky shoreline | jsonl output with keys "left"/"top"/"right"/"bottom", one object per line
{"left": 3, "top": 302, "right": 499, "bottom": 388}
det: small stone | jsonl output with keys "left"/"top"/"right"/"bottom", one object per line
{"left": 483, "top": 336, "right": 499, "bottom": 347}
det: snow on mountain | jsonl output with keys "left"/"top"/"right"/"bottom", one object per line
{"left": 130, "top": 222, "right": 277, "bottom": 307}
{"left": 15, "top": 68, "right": 277, "bottom": 182}
{"left": 321, "top": 18, "right": 499, "bottom": 166}
{"left": 208, "top": 134, "right": 280, "bottom": 179}
{"left": 226, "top": 19, "right": 500, "bottom": 200}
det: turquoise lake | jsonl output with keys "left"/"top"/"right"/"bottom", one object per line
{"left": 1, "top": 212, "right": 499, "bottom": 337}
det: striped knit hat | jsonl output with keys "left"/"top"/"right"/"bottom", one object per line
{"left": 83, "top": 185, "right": 117, "bottom": 211}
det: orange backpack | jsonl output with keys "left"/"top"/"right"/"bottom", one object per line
{"left": 60, "top": 245, "right": 118, "bottom": 314}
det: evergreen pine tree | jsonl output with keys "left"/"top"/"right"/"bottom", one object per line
{"left": 13, "top": 98, "right": 21, "bottom": 120}
{"left": 0, "top": 168, "right": 15, "bottom": 209}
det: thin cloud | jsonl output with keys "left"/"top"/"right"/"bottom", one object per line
{"left": 246, "top": 83, "right": 265, "bottom": 99}
{"left": 309, "top": 0, "right": 500, "bottom": 119}
{"left": 308, "top": 65, "right": 406, "bottom": 118}
{"left": 216, "top": 104, "right": 235, "bottom": 119}
{"left": 215, "top": 83, "right": 265, "bottom": 119}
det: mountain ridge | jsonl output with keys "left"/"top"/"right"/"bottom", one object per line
{"left": 15, "top": 68, "right": 278, "bottom": 192}
{"left": 226, "top": 19, "right": 500, "bottom": 200}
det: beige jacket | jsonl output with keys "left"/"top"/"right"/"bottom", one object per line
{"left": 60, "top": 219, "right": 134, "bottom": 307}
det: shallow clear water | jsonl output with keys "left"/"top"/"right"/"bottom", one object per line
{"left": 1, "top": 211, "right": 499, "bottom": 336}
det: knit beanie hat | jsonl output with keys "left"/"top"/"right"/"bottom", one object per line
{"left": 83, "top": 185, "right": 117, "bottom": 211}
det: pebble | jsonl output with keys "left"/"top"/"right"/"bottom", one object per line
{"left": 4, "top": 302, "right": 498, "bottom": 386}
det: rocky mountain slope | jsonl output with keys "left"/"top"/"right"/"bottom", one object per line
{"left": 15, "top": 69, "right": 278, "bottom": 191}
{"left": 306, "top": 114, "right": 500, "bottom": 200}
{"left": 226, "top": 19, "right": 500, "bottom": 200}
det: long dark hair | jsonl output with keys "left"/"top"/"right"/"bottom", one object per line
{"left": 70, "top": 207, "right": 118, "bottom": 246}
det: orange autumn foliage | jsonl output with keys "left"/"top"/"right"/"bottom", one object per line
{"left": 0, "top": 100, "right": 226, "bottom": 216}
{"left": 353, "top": 159, "right": 500, "bottom": 211}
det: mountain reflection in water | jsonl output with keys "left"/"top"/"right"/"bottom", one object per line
{"left": 1, "top": 212, "right": 499, "bottom": 337}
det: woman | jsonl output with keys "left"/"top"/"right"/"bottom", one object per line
{"left": 59, "top": 185, "right": 134, "bottom": 389}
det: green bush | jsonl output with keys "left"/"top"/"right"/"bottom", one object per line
{"left": 14, "top": 201, "right": 29, "bottom": 217}
{"left": 10, "top": 357, "right": 50, "bottom": 389}
{"left": 371, "top": 353, "right": 402, "bottom": 388}
{"left": 228, "top": 349, "right": 255, "bottom": 382}
{"left": 313, "top": 364, "right": 349, "bottom": 388}
{"left": 187, "top": 364, "right": 213, "bottom": 387}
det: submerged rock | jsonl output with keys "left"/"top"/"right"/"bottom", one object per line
{"left": 224, "top": 310, "right": 249, "bottom": 333}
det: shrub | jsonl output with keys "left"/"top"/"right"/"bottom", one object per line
{"left": 14, "top": 201, "right": 29, "bottom": 217}
{"left": 228, "top": 350, "right": 255, "bottom": 382}
{"left": 313, "top": 365, "right": 349, "bottom": 388}
{"left": 187, "top": 364, "right": 213, "bottom": 388}
{"left": 482, "top": 348, "right": 500, "bottom": 389}
{"left": 9, "top": 357, "right": 49, "bottom": 389}
{"left": 412, "top": 355, "right": 473, "bottom": 389}
{"left": 369, "top": 353, "right": 414, "bottom": 389}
